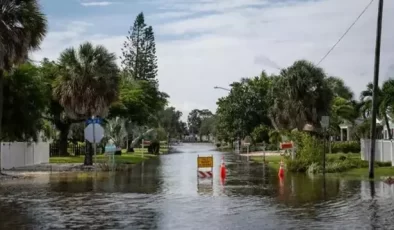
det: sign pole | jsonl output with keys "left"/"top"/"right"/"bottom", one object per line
{"left": 142, "top": 139, "right": 144, "bottom": 159}
{"left": 92, "top": 116, "right": 97, "bottom": 169}
{"left": 323, "top": 128, "right": 326, "bottom": 175}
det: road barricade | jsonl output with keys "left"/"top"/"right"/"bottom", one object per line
{"left": 197, "top": 155, "right": 213, "bottom": 181}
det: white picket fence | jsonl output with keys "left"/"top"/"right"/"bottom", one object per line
{"left": 360, "top": 139, "right": 394, "bottom": 166}
{"left": 1, "top": 142, "right": 50, "bottom": 170}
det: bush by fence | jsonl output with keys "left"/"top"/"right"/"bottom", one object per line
{"left": 331, "top": 141, "right": 360, "bottom": 153}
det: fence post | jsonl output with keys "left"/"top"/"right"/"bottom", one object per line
{"left": 391, "top": 140, "right": 394, "bottom": 167}
{"left": 381, "top": 140, "right": 384, "bottom": 162}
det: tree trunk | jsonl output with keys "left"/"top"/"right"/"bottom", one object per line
{"left": 84, "top": 142, "right": 93, "bottom": 165}
{"left": 58, "top": 123, "right": 71, "bottom": 156}
{"left": 127, "top": 134, "right": 134, "bottom": 152}
{"left": 384, "top": 113, "right": 392, "bottom": 139}
{"left": 268, "top": 114, "right": 279, "bottom": 130}
{"left": 0, "top": 70, "right": 4, "bottom": 173}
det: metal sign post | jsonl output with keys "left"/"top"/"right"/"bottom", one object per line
{"left": 92, "top": 116, "right": 97, "bottom": 167}
{"left": 142, "top": 139, "right": 144, "bottom": 159}
{"left": 84, "top": 117, "right": 104, "bottom": 169}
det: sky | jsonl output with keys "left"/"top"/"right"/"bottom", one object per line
{"left": 32, "top": 0, "right": 394, "bottom": 121}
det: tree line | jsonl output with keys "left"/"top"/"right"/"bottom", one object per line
{"left": 0, "top": 2, "right": 185, "bottom": 165}
{"left": 203, "top": 60, "right": 391, "bottom": 149}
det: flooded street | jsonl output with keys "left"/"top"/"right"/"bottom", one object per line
{"left": 1, "top": 143, "right": 394, "bottom": 229}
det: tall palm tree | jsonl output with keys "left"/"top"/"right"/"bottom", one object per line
{"left": 53, "top": 42, "right": 120, "bottom": 165}
{"left": 360, "top": 81, "right": 393, "bottom": 139}
{"left": 0, "top": 0, "right": 47, "bottom": 172}
{"left": 270, "top": 60, "right": 333, "bottom": 131}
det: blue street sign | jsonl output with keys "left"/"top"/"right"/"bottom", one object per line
{"left": 86, "top": 117, "right": 102, "bottom": 125}
{"left": 105, "top": 144, "right": 117, "bottom": 154}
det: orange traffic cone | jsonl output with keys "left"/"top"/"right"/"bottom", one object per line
{"left": 220, "top": 156, "right": 226, "bottom": 179}
{"left": 278, "top": 160, "right": 285, "bottom": 178}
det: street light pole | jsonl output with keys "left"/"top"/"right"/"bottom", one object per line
{"left": 369, "top": 0, "right": 384, "bottom": 179}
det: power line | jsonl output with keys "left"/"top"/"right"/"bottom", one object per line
{"left": 317, "top": 0, "right": 375, "bottom": 66}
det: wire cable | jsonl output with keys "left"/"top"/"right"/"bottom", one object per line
{"left": 317, "top": 0, "right": 375, "bottom": 66}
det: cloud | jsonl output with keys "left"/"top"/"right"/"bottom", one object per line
{"left": 33, "top": 0, "right": 394, "bottom": 121}
{"left": 80, "top": 1, "right": 115, "bottom": 6}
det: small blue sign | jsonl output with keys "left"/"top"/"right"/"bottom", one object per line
{"left": 86, "top": 117, "right": 102, "bottom": 125}
{"left": 105, "top": 144, "right": 117, "bottom": 154}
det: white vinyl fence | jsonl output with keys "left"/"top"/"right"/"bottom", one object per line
{"left": 360, "top": 139, "right": 394, "bottom": 166}
{"left": 1, "top": 142, "right": 49, "bottom": 170}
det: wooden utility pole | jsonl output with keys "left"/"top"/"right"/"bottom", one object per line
{"left": 369, "top": 0, "right": 384, "bottom": 179}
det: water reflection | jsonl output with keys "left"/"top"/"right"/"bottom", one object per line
{"left": 0, "top": 143, "right": 394, "bottom": 229}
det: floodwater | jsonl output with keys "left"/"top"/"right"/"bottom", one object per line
{"left": 0, "top": 143, "right": 394, "bottom": 230}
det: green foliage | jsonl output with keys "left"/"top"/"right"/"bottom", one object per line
{"left": 251, "top": 125, "right": 270, "bottom": 143}
{"left": 270, "top": 60, "right": 333, "bottom": 131}
{"left": 331, "top": 141, "right": 360, "bottom": 153}
{"left": 0, "top": 0, "right": 47, "bottom": 72}
{"left": 0, "top": 0, "right": 47, "bottom": 145}
{"left": 154, "top": 107, "right": 184, "bottom": 139}
{"left": 155, "top": 127, "right": 167, "bottom": 141}
{"left": 285, "top": 131, "right": 323, "bottom": 172}
{"left": 286, "top": 159, "right": 310, "bottom": 173}
{"left": 121, "top": 12, "right": 157, "bottom": 81}
{"left": 199, "top": 116, "right": 216, "bottom": 139}
{"left": 215, "top": 72, "right": 272, "bottom": 141}
{"left": 2, "top": 63, "right": 48, "bottom": 141}
{"left": 269, "top": 129, "right": 282, "bottom": 149}
{"left": 109, "top": 77, "right": 168, "bottom": 125}
{"left": 53, "top": 42, "right": 120, "bottom": 120}
{"left": 104, "top": 117, "right": 128, "bottom": 147}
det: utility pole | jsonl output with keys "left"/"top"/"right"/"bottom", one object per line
{"left": 369, "top": 0, "right": 384, "bottom": 179}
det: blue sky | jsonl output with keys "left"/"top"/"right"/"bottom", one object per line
{"left": 33, "top": 0, "right": 394, "bottom": 120}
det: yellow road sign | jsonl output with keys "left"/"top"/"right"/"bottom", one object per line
{"left": 197, "top": 156, "right": 213, "bottom": 168}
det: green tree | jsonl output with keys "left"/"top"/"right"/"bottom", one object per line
{"left": 251, "top": 124, "right": 270, "bottom": 143}
{"left": 40, "top": 58, "right": 82, "bottom": 156}
{"left": 269, "top": 130, "right": 282, "bottom": 150}
{"left": 360, "top": 80, "right": 394, "bottom": 139}
{"left": 215, "top": 72, "right": 272, "bottom": 142}
{"left": 121, "top": 12, "right": 157, "bottom": 81}
{"left": 156, "top": 107, "right": 183, "bottom": 141}
{"left": 187, "top": 109, "right": 202, "bottom": 139}
{"left": 326, "top": 76, "right": 353, "bottom": 100}
{"left": 53, "top": 42, "right": 120, "bottom": 165}
{"left": 270, "top": 60, "right": 333, "bottom": 131}
{"left": 199, "top": 116, "right": 216, "bottom": 141}
{"left": 0, "top": 0, "right": 47, "bottom": 170}
{"left": 2, "top": 63, "right": 48, "bottom": 141}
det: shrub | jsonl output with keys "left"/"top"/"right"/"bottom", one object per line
{"left": 331, "top": 141, "right": 360, "bottom": 153}
{"left": 285, "top": 131, "right": 324, "bottom": 172}
{"left": 216, "top": 143, "right": 221, "bottom": 148}
{"left": 292, "top": 131, "right": 324, "bottom": 163}
{"left": 307, "top": 162, "right": 322, "bottom": 174}
{"left": 251, "top": 125, "right": 270, "bottom": 143}
{"left": 286, "top": 159, "right": 310, "bottom": 173}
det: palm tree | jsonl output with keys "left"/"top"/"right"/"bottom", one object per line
{"left": 270, "top": 60, "right": 333, "bottom": 131}
{"left": 0, "top": 0, "right": 47, "bottom": 173}
{"left": 360, "top": 80, "right": 393, "bottom": 139}
{"left": 104, "top": 117, "right": 128, "bottom": 148}
{"left": 53, "top": 42, "right": 120, "bottom": 165}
